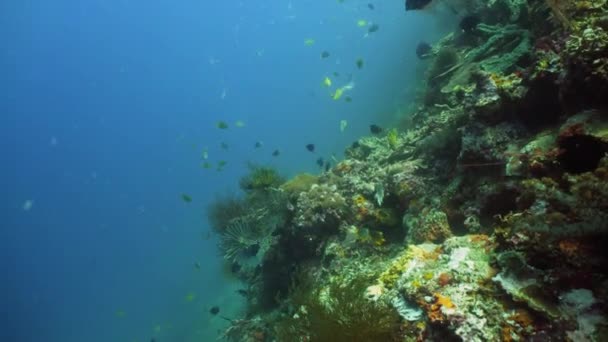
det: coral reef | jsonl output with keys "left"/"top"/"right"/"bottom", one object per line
{"left": 208, "top": 2, "right": 608, "bottom": 340}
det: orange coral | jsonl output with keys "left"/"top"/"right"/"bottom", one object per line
{"left": 426, "top": 293, "right": 455, "bottom": 322}
{"left": 437, "top": 273, "right": 452, "bottom": 287}
{"left": 558, "top": 239, "right": 581, "bottom": 257}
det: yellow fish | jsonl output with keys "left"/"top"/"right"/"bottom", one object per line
{"left": 357, "top": 20, "right": 367, "bottom": 27}
{"left": 323, "top": 76, "right": 332, "bottom": 87}
{"left": 184, "top": 292, "right": 197, "bottom": 302}
{"left": 304, "top": 38, "right": 315, "bottom": 46}
{"left": 332, "top": 87, "right": 344, "bottom": 100}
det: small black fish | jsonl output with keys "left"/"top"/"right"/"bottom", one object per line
{"left": 459, "top": 15, "right": 480, "bottom": 34}
{"left": 151, "top": 338, "right": 156, "bottom": 342}
{"left": 321, "top": 51, "right": 330, "bottom": 58}
{"left": 254, "top": 141, "right": 263, "bottom": 148}
{"left": 368, "top": 24, "right": 379, "bottom": 33}
{"left": 236, "top": 289, "right": 248, "bottom": 297}
{"left": 306, "top": 144, "right": 315, "bottom": 152}
{"left": 194, "top": 261, "right": 201, "bottom": 270}
{"left": 324, "top": 161, "right": 331, "bottom": 172}
{"left": 344, "top": 96, "right": 352, "bottom": 103}
{"left": 368, "top": 3, "right": 375, "bottom": 10}
{"left": 181, "top": 194, "right": 192, "bottom": 203}
{"left": 220, "top": 142, "right": 229, "bottom": 150}
{"left": 405, "top": 0, "right": 432, "bottom": 11}
{"left": 210, "top": 306, "right": 220, "bottom": 315}
{"left": 370, "top": 124, "right": 383, "bottom": 134}
{"left": 416, "top": 42, "right": 432, "bottom": 59}
{"left": 272, "top": 149, "right": 280, "bottom": 157}
{"left": 333, "top": 71, "right": 340, "bottom": 77}
{"left": 316, "top": 157, "right": 324, "bottom": 168}
{"left": 356, "top": 58, "right": 364, "bottom": 69}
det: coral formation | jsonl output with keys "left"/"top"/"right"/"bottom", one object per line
{"left": 208, "top": 2, "right": 608, "bottom": 340}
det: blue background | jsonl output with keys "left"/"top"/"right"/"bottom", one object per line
{"left": 0, "top": 1, "right": 455, "bottom": 341}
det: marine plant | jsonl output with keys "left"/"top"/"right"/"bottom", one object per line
{"left": 275, "top": 270, "right": 401, "bottom": 341}
{"left": 219, "top": 213, "right": 279, "bottom": 262}
{"left": 239, "top": 164, "right": 285, "bottom": 193}
{"left": 206, "top": 193, "right": 248, "bottom": 233}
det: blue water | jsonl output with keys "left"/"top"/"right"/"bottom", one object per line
{"left": 1, "top": 1, "right": 453, "bottom": 341}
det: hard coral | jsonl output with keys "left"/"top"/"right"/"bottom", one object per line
{"left": 294, "top": 184, "right": 347, "bottom": 228}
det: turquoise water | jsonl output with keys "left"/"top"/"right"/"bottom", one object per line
{"left": 0, "top": 1, "right": 455, "bottom": 341}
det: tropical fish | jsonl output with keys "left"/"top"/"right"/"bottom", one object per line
{"left": 320, "top": 51, "right": 330, "bottom": 59}
{"left": 316, "top": 157, "right": 324, "bottom": 168}
{"left": 194, "top": 261, "right": 201, "bottom": 270}
{"left": 344, "top": 96, "right": 352, "bottom": 103}
{"left": 181, "top": 194, "right": 192, "bottom": 203}
{"left": 323, "top": 76, "right": 332, "bottom": 87}
{"left": 220, "top": 142, "right": 229, "bottom": 150}
{"left": 202, "top": 162, "right": 212, "bottom": 169}
{"left": 304, "top": 38, "right": 315, "bottom": 46}
{"left": 217, "top": 160, "right": 227, "bottom": 170}
{"left": 272, "top": 149, "right": 280, "bottom": 157}
{"left": 235, "top": 120, "right": 246, "bottom": 127}
{"left": 332, "top": 71, "right": 340, "bottom": 77}
{"left": 357, "top": 19, "right": 367, "bottom": 27}
{"left": 340, "top": 120, "right": 348, "bottom": 132}
{"left": 368, "top": 3, "right": 375, "bottom": 10}
{"left": 216, "top": 121, "right": 229, "bottom": 129}
{"left": 210, "top": 306, "right": 220, "bottom": 315}
{"left": 254, "top": 141, "right": 263, "bottom": 148}
{"left": 356, "top": 58, "right": 364, "bottom": 69}
{"left": 368, "top": 24, "right": 379, "bottom": 33}
{"left": 332, "top": 82, "right": 355, "bottom": 101}
{"left": 201, "top": 148, "right": 209, "bottom": 160}
{"left": 370, "top": 124, "right": 383, "bottom": 134}
{"left": 332, "top": 88, "right": 344, "bottom": 100}
{"left": 306, "top": 144, "right": 315, "bottom": 152}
